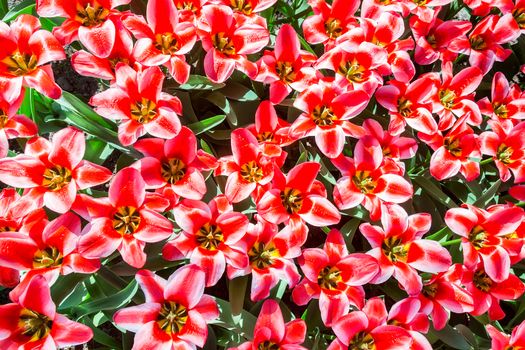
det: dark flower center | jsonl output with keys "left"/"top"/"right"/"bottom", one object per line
{"left": 513, "top": 8, "right": 525, "bottom": 29}
{"left": 42, "top": 165, "right": 72, "bottom": 191}
{"left": 397, "top": 97, "right": 413, "bottom": 117}
{"left": 422, "top": 282, "right": 438, "bottom": 298}
{"left": 75, "top": 2, "right": 110, "bottom": 27}
{"left": 113, "top": 206, "right": 141, "bottom": 235}
{"left": 276, "top": 61, "right": 296, "bottom": 84}
{"left": 155, "top": 33, "right": 180, "bottom": 55}
{"left": 161, "top": 158, "right": 187, "bottom": 184}
{"left": 131, "top": 98, "right": 158, "bottom": 124}
{"left": 157, "top": 301, "right": 188, "bottom": 334}
{"left": 3, "top": 51, "right": 38, "bottom": 76}
{"left": 325, "top": 18, "right": 343, "bottom": 39}
{"left": 212, "top": 32, "right": 236, "bottom": 56}
{"left": 439, "top": 89, "right": 457, "bottom": 110}
{"left": 444, "top": 137, "right": 462, "bottom": 157}
{"left": 258, "top": 340, "right": 280, "bottom": 350}
{"left": 196, "top": 223, "right": 224, "bottom": 250}
{"left": 338, "top": 60, "right": 366, "bottom": 83}
{"left": 240, "top": 160, "right": 264, "bottom": 183}
{"left": 19, "top": 308, "right": 53, "bottom": 342}
{"left": 248, "top": 242, "right": 279, "bottom": 269}
{"left": 33, "top": 246, "right": 63, "bottom": 269}
{"left": 312, "top": 105, "right": 337, "bottom": 126}
{"left": 230, "top": 0, "right": 254, "bottom": 15}
{"left": 468, "top": 225, "right": 487, "bottom": 250}
{"left": 469, "top": 35, "right": 487, "bottom": 50}
{"left": 280, "top": 187, "right": 303, "bottom": 214}
{"left": 382, "top": 237, "right": 408, "bottom": 263}
{"left": 317, "top": 265, "right": 342, "bottom": 290}
{"left": 257, "top": 131, "right": 275, "bottom": 142}
{"left": 473, "top": 270, "right": 493, "bottom": 292}
{"left": 497, "top": 144, "right": 514, "bottom": 164}
{"left": 352, "top": 170, "right": 376, "bottom": 194}
{"left": 349, "top": 331, "right": 376, "bottom": 350}
{"left": 493, "top": 102, "right": 509, "bottom": 119}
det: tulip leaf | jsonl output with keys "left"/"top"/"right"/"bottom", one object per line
{"left": 473, "top": 179, "right": 501, "bottom": 207}
{"left": 2, "top": 0, "right": 34, "bottom": 22}
{"left": 229, "top": 275, "right": 248, "bottom": 315}
{"left": 428, "top": 324, "right": 472, "bottom": 350}
{"left": 0, "top": 0, "right": 7, "bottom": 20}
{"left": 211, "top": 298, "right": 257, "bottom": 340}
{"left": 413, "top": 176, "right": 458, "bottom": 209}
{"left": 73, "top": 279, "right": 138, "bottom": 317}
{"left": 84, "top": 316, "right": 123, "bottom": 350}
{"left": 177, "top": 75, "right": 225, "bottom": 90}
{"left": 188, "top": 114, "right": 227, "bottom": 135}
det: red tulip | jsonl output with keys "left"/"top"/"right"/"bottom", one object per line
{"left": 257, "top": 162, "right": 340, "bottom": 244}
{"left": 477, "top": 72, "right": 525, "bottom": 125}
{"left": 197, "top": 5, "right": 269, "bottom": 83}
{"left": 361, "top": 204, "right": 451, "bottom": 295}
{"left": 302, "top": 0, "right": 359, "bottom": 48}
{"left": 71, "top": 18, "right": 135, "bottom": 81}
{"left": 376, "top": 76, "right": 436, "bottom": 135}
{"left": 290, "top": 79, "right": 369, "bottom": 158}
{"left": 428, "top": 62, "right": 483, "bottom": 130}
{"left": 228, "top": 216, "right": 301, "bottom": 301}
{"left": 134, "top": 126, "right": 217, "bottom": 200}
{"left": 0, "top": 81, "right": 37, "bottom": 158}
{"left": 113, "top": 266, "right": 219, "bottom": 350}
{"left": 163, "top": 196, "right": 249, "bottom": 286}
{"left": 245, "top": 100, "right": 293, "bottom": 160}
{"left": 230, "top": 299, "right": 307, "bottom": 350}
{"left": 449, "top": 14, "right": 520, "bottom": 74}
{"left": 292, "top": 229, "right": 379, "bottom": 326}
{"left": 0, "top": 127, "right": 112, "bottom": 213}
{"left": 415, "top": 264, "right": 474, "bottom": 330}
{"left": 255, "top": 24, "right": 318, "bottom": 103}
{"left": 37, "top": 0, "right": 131, "bottom": 58}
{"left": 0, "top": 212, "right": 100, "bottom": 300}
{"left": 123, "top": 0, "right": 197, "bottom": 83}
{"left": 420, "top": 115, "right": 481, "bottom": 181}
{"left": 463, "top": 263, "right": 525, "bottom": 320}
{"left": 480, "top": 120, "right": 525, "bottom": 182}
{"left": 90, "top": 64, "right": 182, "bottom": 145}
{"left": 328, "top": 298, "right": 413, "bottom": 350}
{"left": 387, "top": 298, "right": 432, "bottom": 350}
{"left": 0, "top": 275, "right": 93, "bottom": 349}
{"left": 487, "top": 320, "right": 525, "bottom": 350}
{"left": 445, "top": 204, "right": 524, "bottom": 282}
{"left": 410, "top": 13, "right": 471, "bottom": 66}
{"left": 332, "top": 136, "right": 413, "bottom": 220}
{"left": 77, "top": 167, "right": 173, "bottom": 268}
{"left": 216, "top": 128, "right": 274, "bottom": 203}
{"left": 362, "top": 119, "right": 418, "bottom": 161}
{"left": 0, "top": 15, "right": 65, "bottom": 98}
{"left": 0, "top": 188, "right": 47, "bottom": 288}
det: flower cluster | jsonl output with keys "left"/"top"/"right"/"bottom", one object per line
{"left": 0, "top": 0, "right": 524, "bottom": 349}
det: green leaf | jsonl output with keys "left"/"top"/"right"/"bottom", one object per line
{"left": 187, "top": 114, "right": 226, "bottom": 135}
{"left": 53, "top": 92, "right": 140, "bottom": 158}
{"left": 473, "top": 179, "right": 501, "bottom": 207}
{"left": 2, "top": 0, "right": 34, "bottom": 22}
{"left": 177, "top": 75, "right": 225, "bottom": 90}
{"left": 428, "top": 324, "right": 472, "bottom": 350}
{"left": 0, "top": 0, "right": 8, "bottom": 19}
{"left": 220, "top": 82, "right": 259, "bottom": 101}
{"left": 210, "top": 298, "right": 257, "bottom": 340}
{"left": 73, "top": 279, "right": 138, "bottom": 317}
{"left": 229, "top": 275, "right": 248, "bottom": 316}
{"left": 413, "top": 176, "right": 457, "bottom": 209}
{"left": 84, "top": 316, "right": 122, "bottom": 349}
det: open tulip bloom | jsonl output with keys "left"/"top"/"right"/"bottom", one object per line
{"left": 1, "top": 0, "right": 525, "bottom": 348}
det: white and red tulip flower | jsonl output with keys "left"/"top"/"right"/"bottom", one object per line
{"left": 1, "top": 0, "right": 525, "bottom": 347}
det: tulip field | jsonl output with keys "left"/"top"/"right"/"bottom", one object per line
{"left": 0, "top": 0, "right": 525, "bottom": 349}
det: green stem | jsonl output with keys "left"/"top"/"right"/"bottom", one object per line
{"left": 440, "top": 238, "right": 462, "bottom": 247}
{"left": 426, "top": 226, "right": 451, "bottom": 240}
{"left": 480, "top": 158, "right": 494, "bottom": 165}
